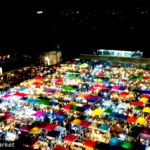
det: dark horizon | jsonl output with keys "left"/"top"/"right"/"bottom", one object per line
{"left": 0, "top": 0, "right": 150, "bottom": 58}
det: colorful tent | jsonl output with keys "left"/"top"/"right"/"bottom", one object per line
{"left": 2, "top": 93, "right": 11, "bottom": 98}
{"left": 33, "top": 111, "right": 45, "bottom": 118}
{"left": 97, "top": 79, "right": 103, "bottom": 82}
{"left": 72, "top": 119, "right": 82, "bottom": 125}
{"left": 68, "top": 101, "right": 77, "bottom": 106}
{"left": 133, "top": 106, "right": 143, "bottom": 111}
{"left": 64, "top": 134, "right": 78, "bottom": 143}
{"left": 136, "top": 117, "right": 147, "bottom": 125}
{"left": 98, "top": 73, "right": 104, "bottom": 77}
{"left": 53, "top": 145, "right": 67, "bottom": 150}
{"left": 132, "top": 101, "right": 146, "bottom": 107}
{"left": 62, "top": 86, "right": 75, "bottom": 91}
{"left": 30, "top": 127, "right": 42, "bottom": 134}
{"left": 104, "top": 108, "right": 113, "bottom": 114}
{"left": 142, "top": 94, "right": 150, "bottom": 98}
{"left": 121, "top": 141, "right": 133, "bottom": 149}
{"left": 112, "top": 86, "right": 120, "bottom": 90}
{"left": 36, "top": 99, "right": 51, "bottom": 105}
{"left": 32, "top": 82, "right": 43, "bottom": 87}
{"left": 92, "top": 109, "right": 104, "bottom": 116}
{"left": 80, "top": 120, "right": 91, "bottom": 128}
{"left": 140, "top": 97, "right": 149, "bottom": 103}
{"left": 142, "top": 107, "right": 150, "bottom": 113}
{"left": 109, "top": 138, "right": 123, "bottom": 147}
{"left": 63, "top": 104, "right": 72, "bottom": 110}
{"left": 98, "top": 124, "right": 110, "bottom": 132}
{"left": 20, "top": 125, "right": 31, "bottom": 132}
{"left": 13, "top": 92, "right": 28, "bottom": 97}
{"left": 126, "top": 117, "right": 137, "bottom": 123}
{"left": 44, "top": 88, "right": 56, "bottom": 93}
{"left": 43, "top": 123, "right": 57, "bottom": 131}
{"left": 34, "top": 76, "right": 44, "bottom": 80}
{"left": 83, "top": 140, "right": 97, "bottom": 150}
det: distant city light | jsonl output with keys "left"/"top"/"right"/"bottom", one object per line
{"left": 36, "top": 11, "right": 43, "bottom": 14}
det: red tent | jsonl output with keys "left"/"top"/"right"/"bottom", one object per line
{"left": 1, "top": 114, "right": 13, "bottom": 119}
{"left": 13, "top": 92, "right": 28, "bottom": 97}
{"left": 34, "top": 76, "right": 45, "bottom": 80}
{"left": 64, "top": 134, "right": 78, "bottom": 143}
{"left": 132, "top": 101, "right": 146, "bottom": 107}
{"left": 126, "top": 117, "right": 137, "bottom": 123}
{"left": 143, "top": 77, "right": 150, "bottom": 80}
{"left": 98, "top": 73, "right": 104, "bottom": 77}
{"left": 43, "top": 123, "right": 57, "bottom": 131}
{"left": 121, "top": 79, "right": 128, "bottom": 82}
{"left": 121, "top": 91, "right": 129, "bottom": 95}
{"left": 63, "top": 104, "right": 72, "bottom": 110}
{"left": 56, "top": 79, "right": 63, "bottom": 83}
{"left": 147, "top": 115, "right": 150, "bottom": 121}
{"left": 80, "top": 120, "right": 91, "bottom": 128}
{"left": 142, "top": 94, "right": 150, "bottom": 98}
{"left": 94, "top": 84, "right": 106, "bottom": 89}
{"left": 32, "top": 82, "right": 43, "bottom": 86}
{"left": 83, "top": 140, "right": 97, "bottom": 148}
{"left": 53, "top": 145, "right": 67, "bottom": 150}
{"left": 35, "top": 122, "right": 48, "bottom": 128}
{"left": 85, "top": 94, "right": 94, "bottom": 100}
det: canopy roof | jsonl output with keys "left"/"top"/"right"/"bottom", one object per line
{"left": 64, "top": 134, "right": 78, "bottom": 143}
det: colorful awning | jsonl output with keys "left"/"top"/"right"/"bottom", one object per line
{"left": 64, "top": 134, "right": 78, "bottom": 143}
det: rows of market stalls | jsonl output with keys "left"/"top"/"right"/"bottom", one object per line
{"left": 0, "top": 60, "right": 150, "bottom": 150}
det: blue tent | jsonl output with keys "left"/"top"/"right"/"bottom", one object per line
{"left": 119, "top": 87, "right": 126, "bottom": 91}
{"left": 88, "top": 98, "right": 99, "bottom": 104}
{"left": 25, "top": 98, "right": 39, "bottom": 104}
{"left": 110, "top": 113, "right": 128, "bottom": 120}
{"left": 20, "top": 97, "right": 27, "bottom": 100}
{"left": 50, "top": 102, "right": 59, "bottom": 106}
{"left": 55, "top": 115, "right": 67, "bottom": 122}
{"left": 109, "top": 138, "right": 123, "bottom": 147}
{"left": 106, "top": 86, "right": 112, "bottom": 90}
{"left": 18, "top": 88, "right": 26, "bottom": 92}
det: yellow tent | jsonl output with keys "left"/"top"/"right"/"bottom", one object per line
{"left": 97, "top": 79, "right": 103, "bottom": 82}
{"left": 78, "top": 94, "right": 87, "bottom": 98}
{"left": 92, "top": 109, "right": 104, "bottom": 116}
{"left": 139, "top": 97, "right": 149, "bottom": 103}
{"left": 142, "top": 107, "right": 150, "bottom": 113}
{"left": 80, "top": 64, "right": 88, "bottom": 67}
{"left": 69, "top": 101, "right": 77, "bottom": 106}
{"left": 36, "top": 80, "right": 43, "bottom": 83}
{"left": 30, "top": 127, "right": 42, "bottom": 134}
{"left": 71, "top": 119, "right": 82, "bottom": 125}
{"left": 83, "top": 145, "right": 94, "bottom": 150}
{"left": 136, "top": 117, "right": 147, "bottom": 125}
{"left": 139, "top": 69, "right": 144, "bottom": 72}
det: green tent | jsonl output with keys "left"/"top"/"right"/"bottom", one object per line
{"left": 71, "top": 105, "right": 77, "bottom": 111}
{"left": 133, "top": 106, "right": 143, "bottom": 111}
{"left": 62, "top": 86, "right": 75, "bottom": 91}
{"left": 129, "top": 76, "right": 137, "bottom": 80}
{"left": 66, "top": 74, "right": 74, "bottom": 78}
{"left": 121, "top": 141, "right": 133, "bottom": 149}
{"left": 36, "top": 99, "right": 51, "bottom": 105}
{"left": 104, "top": 108, "right": 113, "bottom": 114}
{"left": 98, "top": 124, "right": 110, "bottom": 132}
{"left": 137, "top": 76, "right": 144, "bottom": 79}
{"left": 68, "top": 70, "right": 79, "bottom": 74}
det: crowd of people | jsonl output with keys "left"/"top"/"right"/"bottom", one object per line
{"left": 0, "top": 59, "right": 150, "bottom": 150}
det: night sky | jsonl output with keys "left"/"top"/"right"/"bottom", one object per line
{"left": 0, "top": 0, "right": 150, "bottom": 58}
